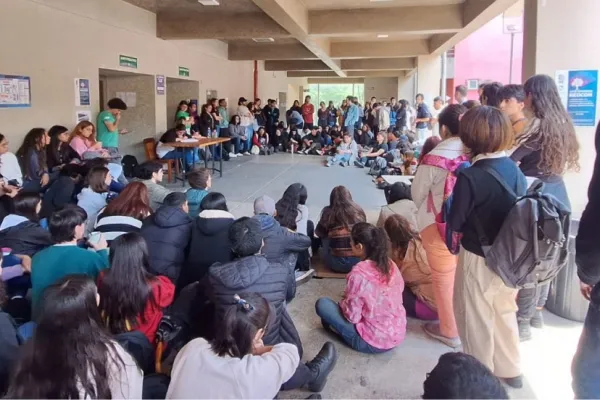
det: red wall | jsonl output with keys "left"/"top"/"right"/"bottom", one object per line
{"left": 453, "top": 15, "right": 523, "bottom": 101}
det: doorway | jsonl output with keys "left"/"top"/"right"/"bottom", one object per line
{"left": 166, "top": 77, "right": 200, "bottom": 129}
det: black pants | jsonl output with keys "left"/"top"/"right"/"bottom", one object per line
{"left": 572, "top": 286, "right": 600, "bottom": 398}
{"left": 516, "top": 283, "right": 551, "bottom": 322}
{"left": 296, "top": 220, "right": 315, "bottom": 271}
{"left": 281, "top": 363, "right": 313, "bottom": 390}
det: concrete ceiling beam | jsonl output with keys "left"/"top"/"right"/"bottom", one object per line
{"left": 340, "top": 58, "right": 415, "bottom": 70}
{"left": 228, "top": 43, "right": 317, "bottom": 60}
{"left": 308, "top": 78, "right": 365, "bottom": 84}
{"left": 331, "top": 40, "right": 430, "bottom": 59}
{"left": 288, "top": 70, "right": 406, "bottom": 78}
{"left": 264, "top": 60, "right": 330, "bottom": 71}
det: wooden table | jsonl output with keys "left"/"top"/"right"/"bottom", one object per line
{"left": 164, "top": 137, "right": 231, "bottom": 186}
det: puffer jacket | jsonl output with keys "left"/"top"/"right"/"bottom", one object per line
{"left": 140, "top": 206, "right": 192, "bottom": 283}
{"left": 179, "top": 210, "right": 235, "bottom": 290}
{"left": 0, "top": 221, "right": 52, "bottom": 256}
{"left": 208, "top": 255, "right": 302, "bottom": 357}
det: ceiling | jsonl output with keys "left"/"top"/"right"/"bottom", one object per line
{"left": 124, "top": 0, "right": 522, "bottom": 79}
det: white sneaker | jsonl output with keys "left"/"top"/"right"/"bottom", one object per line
{"left": 228, "top": 152, "right": 237, "bottom": 158}
{"left": 243, "top": 152, "right": 251, "bottom": 156}
{"left": 295, "top": 269, "right": 315, "bottom": 285}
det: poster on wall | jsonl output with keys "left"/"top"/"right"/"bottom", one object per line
{"left": 116, "top": 91, "right": 137, "bottom": 108}
{"left": 0, "top": 74, "right": 31, "bottom": 108}
{"left": 556, "top": 69, "right": 598, "bottom": 127}
{"left": 156, "top": 75, "right": 165, "bottom": 95}
{"left": 76, "top": 110, "right": 92, "bottom": 123}
{"left": 74, "top": 78, "right": 90, "bottom": 106}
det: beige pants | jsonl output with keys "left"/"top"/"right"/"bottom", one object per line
{"left": 454, "top": 248, "right": 521, "bottom": 378}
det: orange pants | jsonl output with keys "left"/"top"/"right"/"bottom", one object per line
{"left": 421, "top": 224, "right": 459, "bottom": 338}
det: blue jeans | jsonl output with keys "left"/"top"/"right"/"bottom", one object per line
{"left": 17, "top": 321, "right": 36, "bottom": 341}
{"left": 321, "top": 238, "right": 360, "bottom": 273}
{"left": 327, "top": 154, "right": 350, "bottom": 166}
{"left": 230, "top": 137, "right": 242, "bottom": 153}
{"left": 315, "top": 297, "right": 389, "bottom": 354}
{"left": 244, "top": 126, "right": 254, "bottom": 151}
{"left": 162, "top": 149, "right": 199, "bottom": 169}
{"left": 110, "top": 180, "right": 125, "bottom": 193}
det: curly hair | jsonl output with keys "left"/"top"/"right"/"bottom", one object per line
{"left": 522, "top": 74, "right": 580, "bottom": 175}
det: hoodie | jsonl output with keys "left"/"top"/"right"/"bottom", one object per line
{"left": 140, "top": 206, "right": 192, "bottom": 283}
{"left": 77, "top": 187, "right": 108, "bottom": 233}
{"left": 180, "top": 209, "right": 235, "bottom": 290}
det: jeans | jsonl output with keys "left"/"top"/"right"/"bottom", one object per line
{"left": 228, "top": 136, "right": 242, "bottom": 154}
{"left": 327, "top": 154, "right": 350, "bottom": 166}
{"left": 321, "top": 238, "right": 360, "bottom": 273}
{"left": 315, "top": 297, "right": 389, "bottom": 354}
{"left": 110, "top": 180, "right": 125, "bottom": 193}
{"left": 162, "top": 149, "right": 199, "bottom": 169}
{"left": 572, "top": 286, "right": 600, "bottom": 398}
{"left": 416, "top": 127, "right": 429, "bottom": 142}
{"left": 17, "top": 321, "right": 36, "bottom": 341}
{"left": 244, "top": 126, "right": 254, "bottom": 151}
{"left": 346, "top": 125, "right": 355, "bottom": 136}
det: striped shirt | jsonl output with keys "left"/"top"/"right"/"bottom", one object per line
{"left": 93, "top": 214, "right": 143, "bottom": 245}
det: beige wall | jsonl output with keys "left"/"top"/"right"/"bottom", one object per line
{"left": 257, "top": 62, "right": 307, "bottom": 106}
{"left": 166, "top": 79, "right": 201, "bottom": 129}
{"left": 398, "top": 74, "right": 416, "bottom": 101}
{"left": 0, "top": 0, "right": 253, "bottom": 149}
{"left": 417, "top": 55, "right": 442, "bottom": 103}
{"left": 364, "top": 77, "right": 399, "bottom": 102}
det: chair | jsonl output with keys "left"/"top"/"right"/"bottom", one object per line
{"left": 143, "top": 138, "right": 178, "bottom": 183}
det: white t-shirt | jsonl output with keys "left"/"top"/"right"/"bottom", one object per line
{"left": 0, "top": 152, "right": 23, "bottom": 185}
{"left": 430, "top": 106, "right": 445, "bottom": 137}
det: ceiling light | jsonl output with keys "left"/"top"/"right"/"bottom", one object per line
{"left": 252, "top": 38, "right": 275, "bottom": 43}
{"left": 198, "top": 0, "right": 220, "bottom": 5}
{"left": 377, "top": 34, "right": 389, "bottom": 38}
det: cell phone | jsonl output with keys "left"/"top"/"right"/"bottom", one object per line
{"left": 7, "top": 180, "right": 20, "bottom": 188}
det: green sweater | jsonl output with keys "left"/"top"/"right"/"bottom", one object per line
{"left": 31, "top": 245, "right": 109, "bottom": 316}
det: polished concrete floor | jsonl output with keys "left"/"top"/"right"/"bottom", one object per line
{"left": 170, "top": 153, "right": 584, "bottom": 399}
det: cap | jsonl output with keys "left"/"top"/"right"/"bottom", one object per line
{"left": 254, "top": 195, "right": 276, "bottom": 216}
{"left": 238, "top": 97, "right": 248, "bottom": 103}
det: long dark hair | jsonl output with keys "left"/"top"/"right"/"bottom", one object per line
{"left": 323, "top": 186, "right": 366, "bottom": 229}
{"left": 16, "top": 128, "right": 47, "bottom": 178}
{"left": 384, "top": 214, "right": 424, "bottom": 266}
{"left": 98, "top": 233, "right": 156, "bottom": 334}
{"left": 275, "top": 183, "right": 307, "bottom": 230}
{"left": 522, "top": 74, "right": 580, "bottom": 175}
{"left": 438, "top": 104, "right": 467, "bottom": 138}
{"left": 12, "top": 192, "right": 41, "bottom": 222}
{"left": 7, "top": 275, "right": 122, "bottom": 399}
{"left": 47, "top": 125, "right": 69, "bottom": 168}
{"left": 351, "top": 222, "right": 392, "bottom": 281}
{"left": 211, "top": 293, "right": 271, "bottom": 359}
{"left": 102, "top": 182, "right": 152, "bottom": 220}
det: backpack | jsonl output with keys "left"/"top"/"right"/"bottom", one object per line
{"left": 420, "top": 153, "right": 470, "bottom": 254}
{"left": 474, "top": 166, "right": 571, "bottom": 289}
{"left": 121, "top": 155, "right": 139, "bottom": 178}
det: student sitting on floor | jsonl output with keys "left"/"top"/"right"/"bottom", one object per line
{"left": 252, "top": 127, "right": 273, "bottom": 155}
{"left": 208, "top": 217, "right": 338, "bottom": 393}
{"left": 98, "top": 232, "right": 175, "bottom": 344}
{"left": 354, "top": 131, "right": 388, "bottom": 171}
{"left": 141, "top": 192, "right": 192, "bottom": 284}
{"left": 326, "top": 133, "right": 358, "bottom": 167}
{"left": 315, "top": 222, "right": 406, "bottom": 353}
{"left": 6, "top": 275, "right": 143, "bottom": 399}
{"left": 39, "top": 164, "right": 83, "bottom": 219}
{"left": 0, "top": 192, "right": 52, "bottom": 257}
{"left": 137, "top": 161, "right": 173, "bottom": 211}
{"left": 16, "top": 128, "right": 53, "bottom": 193}
{"left": 316, "top": 186, "right": 366, "bottom": 273}
{"left": 46, "top": 125, "right": 81, "bottom": 173}
{"left": 376, "top": 182, "right": 418, "bottom": 229}
{"left": 31, "top": 206, "right": 109, "bottom": 316}
{"left": 300, "top": 127, "right": 325, "bottom": 155}
{"left": 422, "top": 352, "right": 508, "bottom": 399}
{"left": 77, "top": 166, "right": 112, "bottom": 232}
{"left": 185, "top": 167, "right": 211, "bottom": 217}
{"left": 384, "top": 214, "right": 437, "bottom": 321}
{"left": 166, "top": 293, "right": 300, "bottom": 399}
{"left": 276, "top": 183, "right": 310, "bottom": 236}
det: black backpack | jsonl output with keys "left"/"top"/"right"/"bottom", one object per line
{"left": 121, "top": 155, "right": 139, "bottom": 178}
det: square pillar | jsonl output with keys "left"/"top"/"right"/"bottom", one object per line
{"left": 417, "top": 55, "right": 442, "bottom": 104}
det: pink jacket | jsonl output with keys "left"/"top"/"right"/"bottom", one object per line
{"left": 340, "top": 260, "right": 406, "bottom": 350}
{"left": 70, "top": 136, "right": 94, "bottom": 157}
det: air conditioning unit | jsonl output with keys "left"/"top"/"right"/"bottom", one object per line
{"left": 466, "top": 79, "right": 479, "bottom": 90}
{"left": 252, "top": 38, "right": 275, "bottom": 43}
{"left": 198, "top": 0, "right": 220, "bottom": 6}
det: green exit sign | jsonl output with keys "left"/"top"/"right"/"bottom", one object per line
{"left": 119, "top": 55, "right": 138, "bottom": 69}
{"left": 179, "top": 67, "right": 190, "bottom": 77}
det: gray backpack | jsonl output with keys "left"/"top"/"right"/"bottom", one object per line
{"left": 474, "top": 166, "right": 571, "bottom": 289}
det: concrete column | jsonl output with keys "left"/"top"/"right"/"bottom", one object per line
{"left": 522, "top": 0, "right": 600, "bottom": 214}
{"left": 398, "top": 74, "right": 416, "bottom": 101}
{"left": 417, "top": 55, "right": 442, "bottom": 104}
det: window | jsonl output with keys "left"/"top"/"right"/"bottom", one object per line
{"left": 304, "top": 83, "right": 365, "bottom": 122}
{"left": 466, "top": 79, "right": 479, "bottom": 90}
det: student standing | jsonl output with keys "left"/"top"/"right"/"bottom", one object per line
{"left": 498, "top": 84, "right": 527, "bottom": 138}
{"left": 454, "top": 85, "right": 468, "bottom": 105}
{"left": 315, "top": 223, "right": 406, "bottom": 353}
{"left": 317, "top": 102, "right": 328, "bottom": 128}
{"left": 344, "top": 97, "right": 360, "bottom": 136}
{"left": 414, "top": 94, "right": 432, "bottom": 143}
{"left": 327, "top": 101, "right": 337, "bottom": 127}
{"left": 97, "top": 97, "right": 128, "bottom": 157}
{"left": 237, "top": 97, "right": 254, "bottom": 152}
{"left": 217, "top": 99, "right": 229, "bottom": 137}
{"left": 301, "top": 96, "right": 315, "bottom": 130}
{"left": 448, "top": 106, "right": 527, "bottom": 388}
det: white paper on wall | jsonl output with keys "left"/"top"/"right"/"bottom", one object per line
{"left": 116, "top": 91, "right": 137, "bottom": 108}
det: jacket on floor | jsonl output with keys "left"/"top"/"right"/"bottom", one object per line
{"left": 180, "top": 209, "right": 235, "bottom": 290}
{"left": 207, "top": 255, "right": 303, "bottom": 357}
{"left": 0, "top": 221, "right": 52, "bottom": 256}
{"left": 141, "top": 206, "right": 192, "bottom": 283}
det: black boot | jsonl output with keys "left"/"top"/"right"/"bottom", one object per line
{"left": 500, "top": 375, "right": 523, "bottom": 389}
{"left": 306, "top": 342, "right": 338, "bottom": 392}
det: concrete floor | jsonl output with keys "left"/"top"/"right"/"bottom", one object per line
{"left": 170, "top": 153, "right": 584, "bottom": 399}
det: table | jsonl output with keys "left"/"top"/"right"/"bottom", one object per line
{"left": 382, "top": 175, "right": 414, "bottom": 185}
{"left": 164, "top": 137, "right": 231, "bottom": 186}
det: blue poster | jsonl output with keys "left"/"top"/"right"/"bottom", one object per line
{"left": 567, "top": 70, "right": 598, "bottom": 127}
{"left": 156, "top": 75, "right": 165, "bottom": 95}
{"left": 75, "top": 78, "right": 90, "bottom": 106}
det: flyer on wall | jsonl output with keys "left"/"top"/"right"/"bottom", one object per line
{"left": 0, "top": 74, "right": 31, "bottom": 108}
{"left": 75, "top": 78, "right": 90, "bottom": 106}
{"left": 557, "top": 69, "right": 599, "bottom": 127}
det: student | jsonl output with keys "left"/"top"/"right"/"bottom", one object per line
{"left": 288, "top": 108, "right": 304, "bottom": 131}
{"left": 97, "top": 97, "right": 128, "bottom": 157}
{"left": 186, "top": 167, "right": 211, "bottom": 217}
{"left": 464, "top": 99, "right": 480, "bottom": 109}
{"left": 315, "top": 222, "right": 406, "bottom": 353}
{"left": 39, "top": 164, "right": 83, "bottom": 218}
{"left": 317, "top": 101, "right": 328, "bottom": 128}
{"left": 448, "top": 106, "right": 527, "bottom": 388}
{"left": 417, "top": 136, "right": 442, "bottom": 165}
{"left": 344, "top": 96, "right": 360, "bottom": 135}
{"left": 430, "top": 96, "right": 445, "bottom": 137}
{"left": 210, "top": 98, "right": 223, "bottom": 136}
{"left": 301, "top": 127, "right": 324, "bottom": 155}
{"left": 93, "top": 182, "right": 152, "bottom": 245}
{"left": 411, "top": 103, "right": 467, "bottom": 348}
{"left": 157, "top": 123, "right": 200, "bottom": 170}
{"left": 275, "top": 183, "right": 310, "bottom": 235}
{"left": 301, "top": 96, "right": 315, "bottom": 130}
{"left": 226, "top": 115, "right": 248, "bottom": 157}
{"left": 77, "top": 166, "right": 111, "bottom": 230}
{"left": 199, "top": 103, "right": 216, "bottom": 137}
{"left": 423, "top": 352, "right": 509, "bottom": 399}
{"left": 0, "top": 257, "right": 21, "bottom": 394}
{"left": 377, "top": 102, "right": 391, "bottom": 132}
{"left": 327, "top": 101, "right": 338, "bottom": 127}
{"left": 208, "top": 217, "right": 338, "bottom": 392}
{"left": 6, "top": 275, "right": 143, "bottom": 398}
{"left": 138, "top": 161, "right": 173, "bottom": 211}
{"left": 0, "top": 133, "right": 23, "bottom": 187}
{"left": 264, "top": 99, "right": 280, "bottom": 139}
{"left": 479, "top": 82, "right": 503, "bottom": 107}
{"left": 454, "top": 85, "right": 468, "bottom": 105}
{"left": 354, "top": 131, "right": 388, "bottom": 170}
{"left": 16, "top": 128, "right": 51, "bottom": 193}
{"left": 98, "top": 232, "right": 174, "bottom": 344}
{"left": 46, "top": 125, "right": 81, "bottom": 172}
{"left": 217, "top": 99, "right": 229, "bottom": 137}
{"left": 377, "top": 182, "right": 417, "bottom": 229}
{"left": 498, "top": 84, "right": 527, "bottom": 138}
{"left": 414, "top": 94, "right": 432, "bottom": 142}
{"left": 253, "top": 195, "right": 310, "bottom": 290}
{"left": 237, "top": 97, "right": 254, "bottom": 151}
{"left": 167, "top": 293, "right": 299, "bottom": 399}
{"left": 181, "top": 192, "right": 235, "bottom": 289}
{"left": 252, "top": 127, "right": 273, "bottom": 155}
{"left": 316, "top": 186, "right": 366, "bottom": 273}
{"left": 397, "top": 100, "right": 409, "bottom": 132}
{"left": 174, "top": 100, "right": 190, "bottom": 122}
{"left": 384, "top": 214, "right": 437, "bottom": 321}
{"left": 31, "top": 206, "right": 109, "bottom": 315}
{"left": 326, "top": 133, "right": 357, "bottom": 167}
{"left": 0, "top": 192, "right": 51, "bottom": 257}
{"left": 512, "top": 74, "right": 580, "bottom": 340}
{"left": 141, "top": 192, "right": 192, "bottom": 284}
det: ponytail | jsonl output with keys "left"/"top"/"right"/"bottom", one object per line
{"left": 351, "top": 222, "right": 392, "bottom": 281}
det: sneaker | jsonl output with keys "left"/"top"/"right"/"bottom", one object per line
{"left": 423, "top": 322, "right": 461, "bottom": 348}
{"left": 500, "top": 375, "right": 524, "bottom": 389}
{"left": 354, "top": 160, "right": 365, "bottom": 168}
{"left": 325, "top": 163, "right": 331, "bottom": 167}
{"left": 295, "top": 269, "right": 315, "bottom": 285}
{"left": 306, "top": 342, "right": 338, "bottom": 392}
{"left": 228, "top": 152, "right": 237, "bottom": 158}
{"left": 518, "top": 320, "right": 532, "bottom": 342}
{"left": 316, "top": 150, "right": 324, "bottom": 156}
{"left": 530, "top": 310, "right": 544, "bottom": 329}
{"left": 339, "top": 162, "right": 346, "bottom": 167}
{"left": 243, "top": 152, "right": 251, "bottom": 156}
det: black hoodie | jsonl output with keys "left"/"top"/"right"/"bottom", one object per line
{"left": 140, "top": 206, "right": 192, "bottom": 283}
{"left": 179, "top": 209, "right": 236, "bottom": 290}
{"left": 0, "top": 221, "right": 52, "bottom": 257}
